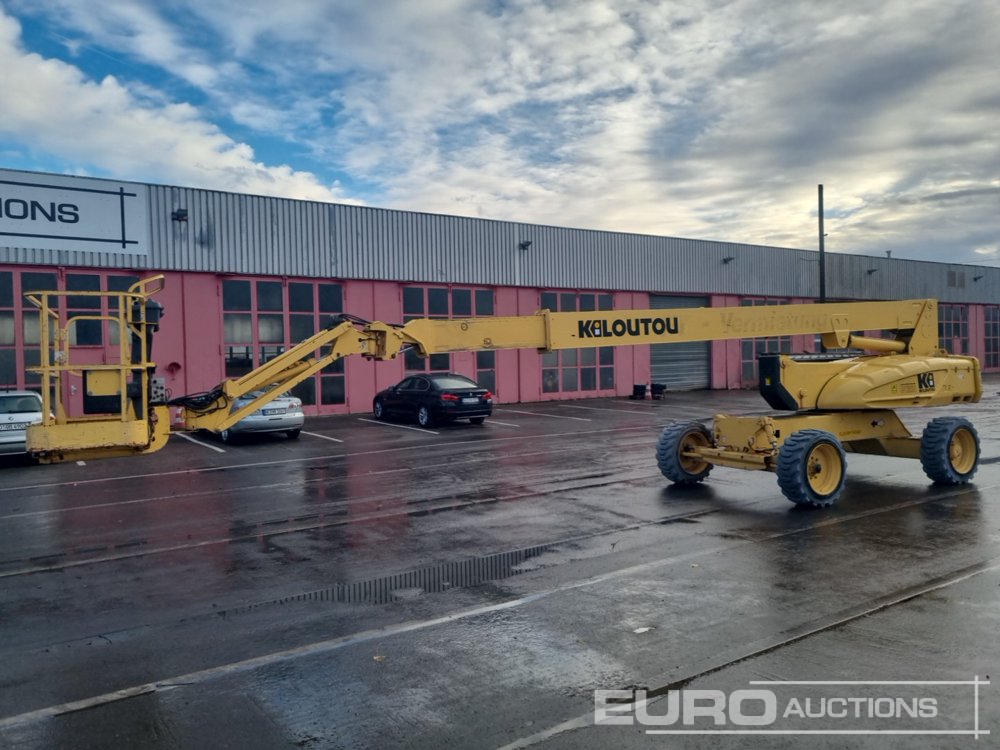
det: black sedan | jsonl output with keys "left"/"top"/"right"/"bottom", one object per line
{"left": 373, "top": 373, "right": 493, "bottom": 427}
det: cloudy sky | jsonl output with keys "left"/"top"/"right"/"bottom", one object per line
{"left": 0, "top": 0, "right": 996, "bottom": 264}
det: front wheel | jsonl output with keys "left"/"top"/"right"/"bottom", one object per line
{"left": 417, "top": 405, "right": 435, "bottom": 428}
{"left": 286, "top": 429, "right": 301, "bottom": 439}
{"left": 656, "top": 421, "right": 713, "bottom": 484}
{"left": 373, "top": 398, "right": 386, "bottom": 420}
{"left": 776, "top": 430, "right": 846, "bottom": 507}
{"left": 469, "top": 417, "right": 486, "bottom": 425}
{"left": 219, "top": 428, "right": 234, "bottom": 444}
{"left": 920, "top": 417, "right": 979, "bottom": 485}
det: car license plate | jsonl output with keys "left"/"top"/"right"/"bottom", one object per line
{"left": 461, "top": 397, "right": 479, "bottom": 404}
{"left": 0, "top": 422, "right": 28, "bottom": 431}
{"left": 262, "top": 408, "right": 285, "bottom": 416}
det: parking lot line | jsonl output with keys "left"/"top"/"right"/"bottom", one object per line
{"left": 301, "top": 431, "right": 344, "bottom": 443}
{"left": 356, "top": 418, "right": 439, "bottom": 435}
{"left": 498, "top": 409, "right": 591, "bottom": 421}
{"left": 175, "top": 432, "right": 226, "bottom": 453}
{"left": 487, "top": 420, "right": 520, "bottom": 427}
{"left": 559, "top": 403, "right": 662, "bottom": 416}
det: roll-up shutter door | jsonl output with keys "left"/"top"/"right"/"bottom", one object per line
{"left": 649, "top": 295, "right": 711, "bottom": 390}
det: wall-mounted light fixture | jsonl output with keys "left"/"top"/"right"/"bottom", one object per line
{"left": 974, "top": 275, "right": 984, "bottom": 282}
{"left": 722, "top": 256, "right": 735, "bottom": 264}
{"left": 866, "top": 268, "right": 878, "bottom": 275}
{"left": 171, "top": 208, "right": 188, "bottom": 222}
{"left": 518, "top": 240, "right": 532, "bottom": 251}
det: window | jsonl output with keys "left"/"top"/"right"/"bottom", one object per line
{"left": 939, "top": 304, "right": 968, "bottom": 355}
{"left": 540, "top": 291, "right": 614, "bottom": 394}
{"left": 221, "top": 278, "right": 345, "bottom": 406}
{"left": 0, "top": 271, "right": 14, "bottom": 387}
{"left": 985, "top": 307, "right": 1000, "bottom": 370}
{"left": 739, "top": 298, "right": 792, "bottom": 386}
{"left": 403, "top": 286, "right": 496, "bottom": 390}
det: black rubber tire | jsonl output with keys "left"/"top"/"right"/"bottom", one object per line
{"left": 920, "top": 417, "right": 979, "bottom": 485}
{"left": 469, "top": 417, "right": 486, "bottom": 425}
{"left": 776, "top": 430, "right": 846, "bottom": 507}
{"left": 417, "top": 405, "right": 435, "bottom": 428}
{"left": 656, "top": 421, "right": 713, "bottom": 484}
{"left": 219, "top": 428, "right": 234, "bottom": 444}
{"left": 373, "top": 398, "right": 386, "bottom": 420}
{"left": 286, "top": 429, "right": 301, "bottom": 439}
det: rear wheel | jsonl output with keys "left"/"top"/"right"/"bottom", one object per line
{"left": 286, "top": 429, "right": 301, "bottom": 439}
{"left": 920, "top": 417, "right": 979, "bottom": 485}
{"left": 417, "top": 405, "right": 435, "bottom": 428}
{"left": 470, "top": 417, "right": 486, "bottom": 425}
{"left": 219, "top": 428, "right": 234, "bottom": 444}
{"left": 373, "top": 398, "right": 386, "bottom": 420}
{"left": 656, "top": 421, "right": 713, "bottom": 484}
{"left": 776, "top": 430, "right": 846, "bottom": 507}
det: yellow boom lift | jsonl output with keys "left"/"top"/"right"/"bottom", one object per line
{"left": 25, "top": 277, "right": 981, "bottom": 507}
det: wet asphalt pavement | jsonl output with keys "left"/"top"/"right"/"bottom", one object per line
{"left": 0, "top": 382, "right": 997, "bottom": 749}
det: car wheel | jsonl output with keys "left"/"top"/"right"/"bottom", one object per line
{"left": 219, "top": 428, "right": 234, "bottom": 444}
{"left": 469, "top": 417, "right": 486, "bottom": 425}
{"left": 286, "top": 429, "right": 301, "bottom": 439}
{"left": 373, "top": 398, "right": 386, "bottom": 420}
{"left": 417, "top": 405, "right": 435, "bottom": 428}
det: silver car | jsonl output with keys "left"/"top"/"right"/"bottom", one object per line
{"left": 0, "top": 390, "right": 44, "bottom": 455}
{"left": 218, "top": 390, "right": 305, "bottom": 443}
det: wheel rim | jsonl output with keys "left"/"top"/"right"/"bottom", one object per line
{"left": 419, "top": 408, "right": 429, "bottom": 425}
{"left": 679, "top": 430, "right": 711, "bottom": 475}
{"left": 805, "top": 442, "right": 842, "bottom": 497}
{"left": 949, "top": 428, "right": 977, "bottom": 474}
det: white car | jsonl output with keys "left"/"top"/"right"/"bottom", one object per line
{"left": 218, "top": 390, "right": 305, "bottom": 443}
{"left": 0, "top": 390, "right": 44, "bottom": 455}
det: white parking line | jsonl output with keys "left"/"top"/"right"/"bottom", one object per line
{"left": 498, "top": 409, "right": 592, "bottom": 422}
{"left": 175, "top": 432, "right": 226, "bottom": 453}
{"left": 356, "top": 418, "right": 439, "bottom": 435}
{"left": 302, "top": 431, "right": 344, "bottom": 443}
{"left": 487, "top": 420, "right": 520, "bottom": 427}
{"left": 559, "top": 403, "right": 661, "bottom": 415}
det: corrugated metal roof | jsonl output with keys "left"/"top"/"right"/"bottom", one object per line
{"left": 2, "top": 170, "right": 998, "bottom": 304}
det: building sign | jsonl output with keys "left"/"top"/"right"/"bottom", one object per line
{"left": 0, "top": 169, "right": 149, "bottom": 254}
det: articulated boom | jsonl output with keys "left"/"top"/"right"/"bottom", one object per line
{"left": 23, "top": 281, "right": 983, "bottom": 508}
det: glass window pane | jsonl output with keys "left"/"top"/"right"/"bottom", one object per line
{"left": 580, "top": 347, "right": 596, "bottom": 366}
{"left": 561, "top": 369, "right": 578, "bottom": 391}
{"left": 579, "top": 294, "right": 595, "bottom": 312}
{"left": 70, "top": 319, "right": 102, "bottom": 345}
{"left": 289, "top": 283, "right": 314, "bottom": 312}
{"left": 290, "top": 314, "right": 314, "bottom": 342}
{"left": 0, "top": 312, "right": 13, "bottom": 345}
{"left": 224, "top": 313, "right": 252, "bottom": 344}
{"left": 225, "top": 346, "right": 252, "bottom": 377}
{"left": 319, "top": 284, "right": 343, "bottom": 313}
{"left": 541, "top": 351, "right": 559, "bottom": 367}
{"left": 560, "top": 293, "right": 577, "bottom": 312}
{"left": 321, "top": 376, "right": 346, "bottom": 404}
{"left": 257, "top": 314, "right": 285, "bottom": 343}
{"left": 259, "top": 345, "right": 284, "bottom": 363}
{"left": 22, "top": 311, "right": 40, "bottom": 345}
{"left": 476, "top": 350, "right": 495, "bottom": 368}
{"left": 0, "top": 349, "right": 14, "bottom": 385}
{"left": 598, "top": 294, "right": 613, "bottom": 311}
{"left": 21, "top": 273, "right": 58, "bottom": 301}
{"left": 542, "top": 369, "right": 560, "bottom": 393}
{"left": 291, "top": 377, "right": 316, "bottom": 406}
{"left": 428, "top": 288, "right": 449, "bottom": 315}
{"left": 107, "top": 275, "right": 140, "bottom": 309}
{"left": 0, "top": 272, "right": 12, "bottom": 307}
{"left": 599, "top": 367, "right": 615, "bottom": 390}
{"left": 67, "top": 274, "right": 101, "bottom": 309}
{"left": 403, "top": 287, "right": 424, "bottom": 315}
{"left": 599, "top": 347, "right": 614, "bottom": 365}
{"left": 223, "top": 280, "right": 251, "bottom": 311}
{"left": 561, "top": 349, "right": 577, "bottom": 366}
{"left": 321, "top": 357, "right": 345, "bottom": 374}
{"left": 429, "top": 353, "right": 450, "bottom": 371}
{"left": 476, "top": 370, "right": 496, "bottom": 394}
{"left": 452, "top": 289, "right": 472, "bottom": 316}
{"left": 256, "top": 281, "right": 283, "bottom": 311}
{"left": 475, "top": 289, "right": 494, "bottom": 316}
{"left": 404, "top": 348, "right": 424, "bottom": 371}
{"left": 581, "top": 367, "right": 597, "bottom": 390}
{"left": 540, "top": 292, "right": 557, "bottom": 312}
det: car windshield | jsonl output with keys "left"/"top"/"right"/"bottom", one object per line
{"left": 430, "top": 376, "right": 479, "bottom": 389}
{"left": 0, "top": 396, "right": 41, "bottom": 414}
